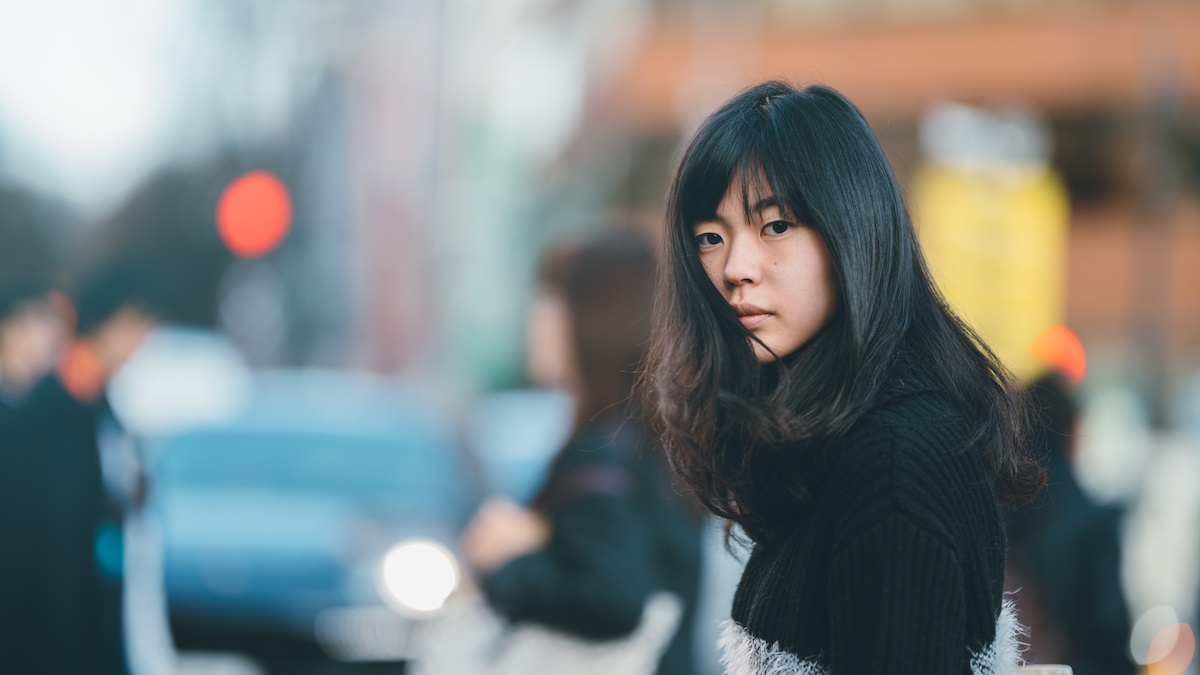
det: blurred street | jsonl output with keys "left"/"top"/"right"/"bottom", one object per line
{"left": 1, "top": 0, "right": 1199, "bottom": 674}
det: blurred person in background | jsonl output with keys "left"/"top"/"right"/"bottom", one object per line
{"left": 0, "top": 186, "right": 70, "bottom": 671}
{"left": 0, "top": 185, "right": 67, "bottom": 414}
{"left": 0, "top": 268, "right": 65, "bottom": 415}
{"left": 459, "top": 230, "right": 704, "bottom": 675}
{"left": 1, "top": 254, "right": 159, "bottom": 675}
{"left": 1006, "top": 371, "right": 1136, "bottom": 675}
{"left": 640, "top": 81, "right": 1045, "bottom": 674}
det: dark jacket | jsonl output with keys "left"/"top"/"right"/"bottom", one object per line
{"left": 0, "top": 376, "right": 123, "bottom": 675}
{"left": 1007, "top": 420, "right": 1135, "bottom": 675}
{"left": 482, "top": 419, "right": 703, "bottom": 675}
{"left": 721, "top": 360, "right": 1014, "bottom": 675}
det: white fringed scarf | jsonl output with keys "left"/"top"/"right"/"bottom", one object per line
{"left": 717, "top": 599, "right": 1026, "bottom": 675}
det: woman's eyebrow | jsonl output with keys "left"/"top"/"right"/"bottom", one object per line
{"left": 695, "top": 196, "right": 781, "bottom": 228}
{"left": 750, "top": 196, "right": 780, "bottom": 214}
{"left": 694, "top": 213, "right": 727, "bottom": 227}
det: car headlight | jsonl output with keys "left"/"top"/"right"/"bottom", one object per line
{"left": 375, "top": 538, "right": 460, "bottom": 616}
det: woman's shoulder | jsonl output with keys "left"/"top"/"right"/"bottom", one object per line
{"left": 555, "top": 420, "right": 643, "bottom": 470}
{"left": 819, "top": 366, "right": 991, "bottom": 536}
{"left": 833, "top": 380, "right": 977, "bottom": 478}
{"left": 537, "top": 420, "right": 647, "bottom": 508}
{"left": 833, "top": 371, "right": 964, "bottom": 471}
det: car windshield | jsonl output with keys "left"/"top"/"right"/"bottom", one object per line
{"left": 157, "top": 429, "right": 464, "bottom": 505}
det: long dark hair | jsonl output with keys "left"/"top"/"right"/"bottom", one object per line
{"left": 530, "top": 230, "right": 666, "bottom": 512}
{"left": 641, "top": 81, "right": 1044, "bottom": 544}
{"left": 541, "top": 230, "right": 657, "bottom": 428}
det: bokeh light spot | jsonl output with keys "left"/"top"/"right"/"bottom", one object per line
{"left": 1133, "top": 606, "right": 1180, "bottom": 665}
{"left": 216, "top": 171, "right": 292, "bottom": 258}
{"left": 1147, "top": 623, "right": 1194, "bottom": 675}
{"left": 377, "top": 539, "right": 459, "bottom": 616}
{"left": 1148, "top": 623, "right": 1181, "bottom": 664}
{"left": 1030, "top": 324, "right": 1087, "bottom": 384}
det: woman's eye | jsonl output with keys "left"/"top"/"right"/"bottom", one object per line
{"left": 764, "top": 221, "right": 792, "bottom": 236}
{"left": 695, "top": 232, "right": 722, "bottom": 249}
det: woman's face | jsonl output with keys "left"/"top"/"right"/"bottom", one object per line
{"left": 692, "top": 176, "right": 838, "bottom": 363}
{"left": 525, "top": 288, "right": 577, "bottom": 389}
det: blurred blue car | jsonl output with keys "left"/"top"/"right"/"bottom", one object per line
{"left": 144, "top": 370, "right": 481, "bottom": 662}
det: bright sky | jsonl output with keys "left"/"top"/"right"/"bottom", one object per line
{"left": 0, "top": 0, "right": 189, "bottom": 208}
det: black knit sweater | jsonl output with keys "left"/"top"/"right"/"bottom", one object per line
{"left": 720, "top": 362, "right": 1021, "bottom": 675}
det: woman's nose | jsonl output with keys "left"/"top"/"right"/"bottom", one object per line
{"left": 723, "top": 238, "right": 761, "bottom": 287}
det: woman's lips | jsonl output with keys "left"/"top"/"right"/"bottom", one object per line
{"left": 738, "top": 313, "right": 771, "bottom": 329}
{"left": 732, "top": 303, "right": 771, "bottom": 329}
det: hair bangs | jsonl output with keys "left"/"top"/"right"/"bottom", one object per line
{"left": 677, "top": 106, "right": 779, "bottom": 225}
{"left": 679, "top": 96, "right": 828, "bottom": 250}
{"left": 753, "top": 143, "right": 819, "bottom": 233}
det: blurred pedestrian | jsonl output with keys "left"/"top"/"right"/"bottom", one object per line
{"left": 639, "top": 81, "right": 1045, "bottom": 673}
{"left": 3, "top": 256, "right": 158, "bottom": 675}
{"left": 0, "top": 274, "right": 65, "bottom": 414}
{"left": 0, "top": 184, "right": 67, "bottom": 414}
{"left": 0, "top": 273, "right": 67, "bottom": 666}
{"left": 1006, "top": 371, "right": 1136, "bottom": 675}
{"left": 0, "top": 185, "right": 71, "bottom": 670}
{"left": 459, "top": 230, "right": 704, "bottom": 675}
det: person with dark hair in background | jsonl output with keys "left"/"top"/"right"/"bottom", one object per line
{"left": 1006, "top": 372, "right": 1136, "bottom": 675}
{"left": 0, "top": 269, "right": 65, "bottom": 417}
{"left": 459, "top": 230, "right": 704, "bottom": 675}
{"left": 639, "top": 81, "right": 1045, "bottom": 674}
{"left": 0, "top": 273, "right": 68, "bottom": 664}
{"left": 0, "top": 185, "right": 71, "bottom": 668}
{"left": 0, "top": 185, "right": 67, "bottom": 414}
{"left": 2, "top": 257, "right": 158, "bottom": 675}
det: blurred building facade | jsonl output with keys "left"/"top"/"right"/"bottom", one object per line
{"left": 6, "top": 0, "right": 1196, "bottom": 392}
{"left": 593, "top": 0, "right": 1200, "bottom": 390}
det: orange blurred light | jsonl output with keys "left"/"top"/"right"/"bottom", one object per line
{"left": 1029, "top": 324, "right": 1087, "bottom": 385}
{"left": 216, "top": 171, "right": 292, "bottom": 258}
{"left": 1147, "top": 624, "right": 1195, "bottom": 675}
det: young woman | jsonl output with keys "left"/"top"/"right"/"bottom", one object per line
{"left": 641, "top": 81, "right": 1044, "bottom": 674}
{"left": 461, "top": 230, "right": 703, "bottom": 675}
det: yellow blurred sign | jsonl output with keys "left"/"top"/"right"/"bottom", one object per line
{"left": 912, "top": 162, "right": 1070, "bottom": 379}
